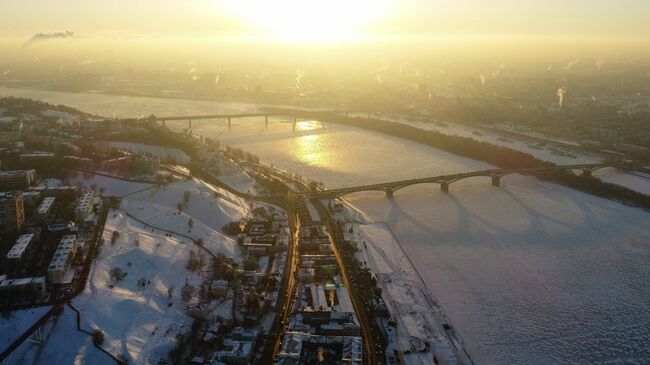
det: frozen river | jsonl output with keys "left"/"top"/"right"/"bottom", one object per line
{"left": 2, "top": 87, "right": 649, "bottom": 364}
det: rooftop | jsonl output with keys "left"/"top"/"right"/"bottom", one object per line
{"left": 47, "top": 235, "right": 76, "bottom": 271}
{"left": 36, "top": 196, "right": 55, "bottom": 215}
{"left": 6, "top": 233, "right": 35, "bottom": 259}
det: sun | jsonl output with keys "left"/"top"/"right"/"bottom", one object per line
{"left": 222, "top": 0, "right": 392, "bottom": 42}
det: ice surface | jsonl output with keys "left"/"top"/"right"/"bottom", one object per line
{"left": 346, "top": 175, "right": 650, "bottom": 364}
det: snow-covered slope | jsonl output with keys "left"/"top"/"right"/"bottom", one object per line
{"left": 108, "top": 142, "right": 190, "bottom": 164}
{"left": 126, "top": 178, "right": 247, "bottom": 233}
{"left": 72, "top": 210, "right": 204, "bottom": 364}
{"left": 0, "top": 307, "right": 52, "bottom": 350}
{"left": 7, "top": 307, "right": 114, "bottom": 365}
{"left": 68, "top": 173, "right": 154, "bottom": 197}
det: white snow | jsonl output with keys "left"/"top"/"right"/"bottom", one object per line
{"left": 3, "top": 176, "right": 250, "bottom": 364}
{"left": 68, "top": 173, "right": 154, "bottom": 197}
{"left": 119, "top": 200, "right": 238, "bottom": 258}
{"left": 343, "top": 219, "right": 458, "bottom": 364}
{"left": 345, "top": 175, "right": 650, "bottom": 364}
{"left": 6, "top": 307, "right": 114, "bottom": 365}
{"left": 5, "top": 87, "right": 648, "bottom": 364}
{"left": 367, "top": 113, "right": 601, "bottom": 165}
{"left": 593, "top": 168, "right": 650, "bottom": 196}
{"left": 72, "top": 210, "right": 206, "bottom": 364}
{"left": 126, "top": 178, "right": 247, "bottom": 237}
{"left": 0, "top": 306, "right": 52, "bottom": 350}
{"left": 218, "top": 169, "right": 259, "bottom": 195}
{"left": 305, "top": 200, "right": 320, "bottom": 222}
{"left": 41, "top": 109, "right": 80, "bottom": 123}
{"left": 108, "top": 142, "right": 190, "bottom": 164}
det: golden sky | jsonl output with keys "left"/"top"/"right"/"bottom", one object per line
{"left": 1, "top": 0, "right": 649, "bottom": 42}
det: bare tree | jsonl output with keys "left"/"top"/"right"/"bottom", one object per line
{"left": 111, "top": 231, "right": 120, "bottom": 245}
{"left": 109, "top": 267, "right": 127, "bottom": 284}
{"left": 181, "top": 282, "right": 195, "bottom": 303}
{"left": 92, "top": 329, "right": 105, "bottom": 346}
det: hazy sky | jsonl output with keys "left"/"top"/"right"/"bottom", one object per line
{"left": 1, "top": 0, "right": 649, "bottom": 41}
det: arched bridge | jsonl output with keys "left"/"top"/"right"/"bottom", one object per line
{"left": 147, "top": 110, "right": 367, "bottom": 130}
{"left": 305, "top": 163, "right": 636, "bottom": 199}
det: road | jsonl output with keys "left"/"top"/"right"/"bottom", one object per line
{"left": 265, "top": 195, "right": 301, "bottom": 363}
{"left": 312, "top": 198, "right": 385, "bottom": 365}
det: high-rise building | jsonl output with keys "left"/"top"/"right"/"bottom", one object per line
{"left": 0, "top": 191, "right": 25, "bottom": 238}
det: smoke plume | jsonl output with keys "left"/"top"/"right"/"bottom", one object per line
{"left": 23, "top": 31, "right": 76, "bottom": 47}
{"left": 295, "top": 69, "right": 305, "bottom": 90}
{"left": 562, "top": 59, "right": 579, "bottom": 71}
{"left": 557, "top": 87, "right": 567, "bottom": 108}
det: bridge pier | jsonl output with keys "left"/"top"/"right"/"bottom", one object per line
{"left": 385, "top": 189, "right": 394, "bottom": 199}
{"left": 440, "top": 182, "right": 449, "bottom": 193}
{"left": 161, "top": 120, "right": 166, "bottom": 127}
{"left": 265, "top": 115, "right": 269, "bottom": 127}
{"left": 293, "top": 117, "right": 297, "bottom": 132}
{"left": 491, "top": 175, "right": 501, "bottom": 187}
{"left": 581, "top": 168, "right": 592, "bottom": 177}
{"left": 188, "top": 119, "right": 192, "bottom": 129}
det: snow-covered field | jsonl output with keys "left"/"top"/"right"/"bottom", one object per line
{"left": 72, "top": 209, "right": 204, "bottom": 364}
{"left": 126, "top": 178, "right": 247, "bottom": 239}
{"left": 344, "top": 175, "right": 650, "bottom": 364}
{"left": 362, "top": 113, "right": 601, "bottom": 165}
{"left": 40, "top": 109, "right": 80, "bottom": 123}
{"left": 217, "top": 168, "right": 259, "bottom": 195}
{"left": 68, "top": 173, "right": 154, "bottom": 197}
{"left": 108, "top": 141, "right": 190, "bottom": 164}
{"left": 7, "top": 307, "right": 114, "bottom": 365}
{"left": 339, "top": 215, "right": 458, "bottom": 364}
{"left": 0, "top": 306, "right": 52, "bottom": 350}
{"left": 593, "top": 168, "right": 650, "bottom": 196}
{"left": 67, "top": 178, "right": 248, "bottom": 364}
{"left": 2, "top": 176, "right": 249, "bottom": 364}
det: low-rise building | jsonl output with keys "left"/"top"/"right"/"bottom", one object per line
{"left": 213, "top": 339, "right": 254, "bottom": 365}
{"left": 34, "top": 196, "right": 56, "bottom": 223}
{"left": 19, "top": 152, "right": 56, "bottom": 167}
{"left": 6, "top": 233, "right": 37, "bottom": 263}
{"left": 0, "top": 169, "right": 36, "bottom": 189}
{"left": 0, "top": 276, "right": 47, "bottom": 305}
{"left": 74, "top": 191, "right": 94, "bottom": 223}
{"left": 276, "top": 332, "right": 362, "bottom": 364}
{"left": 22, "top": 190, "right": 42, "bottom": 213}
{"left": 210, "top": 279, "right": 229, "bottom": 298}
{"left": 47, "top": 235, "right": 77, "bottom": 284}
{"left": 37, "top": 185, "right": 79, "bottom": 200}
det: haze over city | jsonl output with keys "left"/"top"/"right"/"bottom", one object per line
{"left": 0, "top": 2, "right": 649, "bottom": 365}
